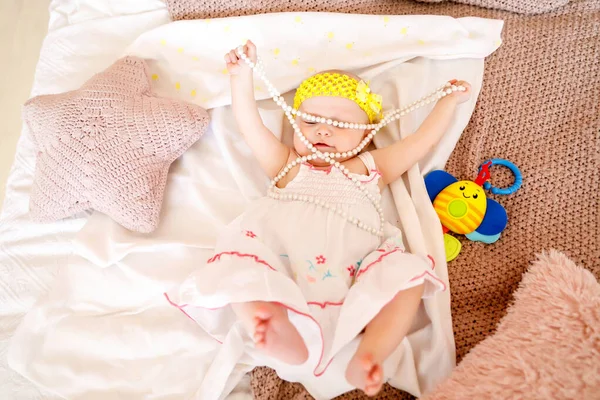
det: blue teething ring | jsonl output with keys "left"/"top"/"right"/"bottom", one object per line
{"left": 480, "top": 159, "right": 522, "bottom": 195}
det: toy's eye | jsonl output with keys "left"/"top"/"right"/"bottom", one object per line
{"left": 473, "top": 194, "right": 478, "bottom": 199}
{"left": 459, "top": 186, "right": 465, "bottom": 191}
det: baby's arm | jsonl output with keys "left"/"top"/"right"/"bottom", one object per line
{"left": 226, "top": 41, "right": 290, "bottom": 178}
{"left": 371, "top": 80, "right": 471, "bottom": 185}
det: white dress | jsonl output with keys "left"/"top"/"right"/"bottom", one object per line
{"left": 166, "top": 152, "right": 445, "bottom": 377}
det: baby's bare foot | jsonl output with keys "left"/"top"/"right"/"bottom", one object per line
{"left": 345, "top": 353, "right": 384, "bottom": 397}
{"left": 252, "top": 302, "right": 308, "bottom": 365}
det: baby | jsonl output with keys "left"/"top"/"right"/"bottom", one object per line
{"left": 218, "top": 41, "right": 470, "bottom": 396}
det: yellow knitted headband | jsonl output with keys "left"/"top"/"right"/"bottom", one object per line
{"left": 293, "top": 72, "right": 383, "bottom": 123}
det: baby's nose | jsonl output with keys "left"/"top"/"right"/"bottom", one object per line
{"left": 316, "top": 128, "right": 332, "bottom": 137}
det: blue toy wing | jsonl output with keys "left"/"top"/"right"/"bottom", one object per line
{"left": 475, "top": 198, "right": 508, "bottom": 236}
{"left": 465, "top": 231, "right": 501, "bottom": 244}
{"left": 424, "top": 170, "right": 458, "bottom": 203}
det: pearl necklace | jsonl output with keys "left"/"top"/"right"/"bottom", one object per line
{"left": 236, "top": 46, "right": 465, "bottom": 237}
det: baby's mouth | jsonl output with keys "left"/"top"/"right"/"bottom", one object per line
{"left": 314, "top": 142, "right": 333, "bottom": 149}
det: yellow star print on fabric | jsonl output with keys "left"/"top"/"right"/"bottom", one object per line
{"left": 346, "top": 43, "right": 354, "bottom": 50}
{"left": 273, "top": 48, "right": 280, "bottom": 57}
{"left": 190, "top": 89, "right": 197, "bottom": 97}
{"left": 400, "top": 27, "right": 408, "bottom": 35}
{"left": 151, "top": 74, "right": 159, "bottom": 81}
{"left": 292, "top": 59, "right": 300, "bottom": 66}
{"left": 177, "top": 47, "right": 184, "bottom": 54}
{"left": 175, "top": 82, "right": 181, "bottom": 90}
{"left": 327, "top": 32, "right": 335, "bottom": 41}
{"left": 160, "top": 39, "right": 166, "bottom": 46}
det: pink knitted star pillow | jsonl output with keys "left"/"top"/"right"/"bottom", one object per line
{"left": 23, "top": 56, "right": 209, "bottom": 233}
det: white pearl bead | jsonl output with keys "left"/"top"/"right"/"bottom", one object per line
{"left": 333, "top": 121, "right": 338, "bottom": 127}
{"left": 329, "top": 159, "right": 335, "bottom": 165}
{"left": 342, "top": 152, "right": 347, "bottom": 158}
{"left": 326, "top": 119, "right": 332, "bottom": 125}
{"left": 335, "top": 162, "right": 340, "bottom": 167}
{"left": 335, "top": 153, "right": 341, "bottom": 158}
{"left": 307, "top": 143, "right": 313, "bottom": 149}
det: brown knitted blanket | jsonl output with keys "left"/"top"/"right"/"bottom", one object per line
{"left": 165, "top": 1, "right": 600, "bottom": 398}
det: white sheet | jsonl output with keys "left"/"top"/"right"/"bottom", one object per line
{"left": 0, "top": 1, "right": 171, "bottom": 398}
{"left": 6, "top": 11, "right": 502, "bottom": 400}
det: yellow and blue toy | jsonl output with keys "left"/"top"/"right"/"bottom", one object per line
{"left": 425, "top": 159, "right": 522, "bottom": 262}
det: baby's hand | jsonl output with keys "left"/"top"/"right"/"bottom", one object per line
{"left": 225, "top": 40, "right": 257, "bottom": 76}
{"left": 447, "top": 80, "right": 471, "bottom": 104}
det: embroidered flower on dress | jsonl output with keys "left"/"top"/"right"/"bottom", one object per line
{"left": 245, "top": 230, "right": 257, "bottom": 238}
{"left": 347, "top": 265, "right": 356, "bottom": 277}
{"left": 316, "top": 255, "right": 326, "bottom": 264}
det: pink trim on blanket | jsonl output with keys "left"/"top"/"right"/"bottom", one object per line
{"left": 410, "top": 271, "right": 447, "bottom": 291}
{"left": 163, "top": 293, "right": 223, "bottom": 344}
{"left": 208, "top": 251, "right": 277, "bottom": 271}
{"left": 356, "top": 248, "right": 402, "bottom": 279}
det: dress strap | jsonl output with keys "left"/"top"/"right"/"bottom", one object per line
{"left": 357, "top": 152, "right": 377, "bottom": 172}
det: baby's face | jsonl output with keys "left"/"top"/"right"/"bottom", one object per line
{"left": 293, "top": 96, "right": 370, "bottom": 165}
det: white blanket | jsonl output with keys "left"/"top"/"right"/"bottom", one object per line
{"left": 7, "top": 9, "right": 502, "bottom": 400}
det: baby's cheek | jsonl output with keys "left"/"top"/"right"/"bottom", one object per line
{"left": 341, "top": 130, "right": 366, "bottom": 150}
{"left": 292, "top": 136, "right": 309, "bottom": 155}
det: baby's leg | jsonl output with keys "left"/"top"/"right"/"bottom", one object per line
{"left": 232, "top": 301, "right": 308, "bottom": 365}
{"left": 345, "top": 284, "right": 424, "bottom": 396}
